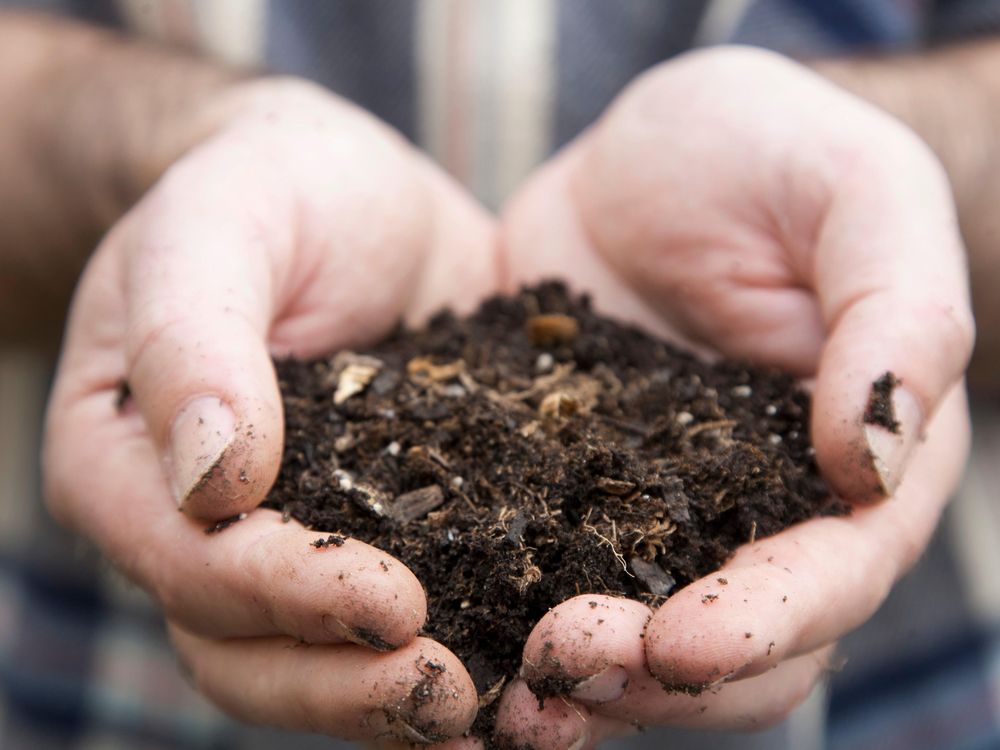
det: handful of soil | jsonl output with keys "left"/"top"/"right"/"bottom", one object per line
{"left": 262, "top": 283, "right": 843, "bottom": 740}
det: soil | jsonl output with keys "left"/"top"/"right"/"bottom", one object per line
{"left": 863, "top": 371, "right": 901, "bottom": 433}
{"left": 261, "top": 283, "right": 846, "bottom": 742}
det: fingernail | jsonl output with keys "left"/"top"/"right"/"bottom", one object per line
{"left": 364, "top": 709, "right": 439, "bottom": 745}
{"left": 167, "top": 395, "right": 236, "bottom": 507}
{"left": 321, "top": 614, "right": 397, "bottom": 652}
{"left": 567, "top": 733, "right": 589, "bottom": 750}
{"left": 863, "top": 384, "right": 923, "bottom": 497}
{"left": 570, "top": 665, "right": 629, "bottom": 704}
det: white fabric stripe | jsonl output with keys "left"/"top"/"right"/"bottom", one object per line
{"left": 786, "top": 681, "right": 826, "bottom": 750}
{"left": 694, "top": 0, "right": 754, "bottom": 46}
{"left": 470, "top": 0, "right": 499, "bottom": 204}
{"left": 948, "top": 402, "right": 1000, "bottom": 626}
{"left": 417, "top": 0, "right": 555, "bottom": 205}
{"left": 489, "top": 0, "right": 555, "bottom": 207}
{"left": 416, "top": 0, "right": 456, "bottom": 178}
{"left": 191, "top": 0, "right": 268, "bottom": 67}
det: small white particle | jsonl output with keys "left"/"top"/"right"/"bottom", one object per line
{"left": 442, "top": 384, "right": 466, "bottom": 398}
{"left": 535, "top": 352, "right": 555, "bottom": 373}
{"left": 731, "top": 385, "right": 752, "bottom": 398}
{"left": 676, "top": 411, "right": 694, "bottom": 425}
{"left": 333, "top": 469, "right": 354, "bottom": 490}
{"left": 386, "top": 441, "right": 401, "bottom": 456}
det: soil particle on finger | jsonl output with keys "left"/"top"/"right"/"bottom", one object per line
{"left": 310, "top": 533, "right": 346, "bottom": 549}
{"left": 863, "top": 371, "right": 901, "bottom": 433}
{"left": 114, "top": 379, "right": 132, "bottom": 412}
{"left": 261, "top": 283, "right": 845, "bottom": 745}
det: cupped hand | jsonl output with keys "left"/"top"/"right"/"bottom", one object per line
{"left": 43, "top": 78, "right": 496, "bottom": 744}
{"left": 497, "top": 46, "right": 974, "bottom": 747}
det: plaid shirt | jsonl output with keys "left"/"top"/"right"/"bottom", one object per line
{"left": 2, "top": 1, "right": 1000, "bottom": 748}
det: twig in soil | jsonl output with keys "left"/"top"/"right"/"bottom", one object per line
{"left": 582, "top": 508, "right": 632, "bottom": 576}
{"left": 685, "top": 419, "right": 739, "bottom": 439}
{"left": 594, "top": 412, "right": 650, "bottom": 438}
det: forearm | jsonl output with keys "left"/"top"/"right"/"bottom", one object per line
{"left": 812, "top": 40, "right": 1000, "bottom": 387}
{"left": 0, "top": 12, "right": 239, "bottom": 342}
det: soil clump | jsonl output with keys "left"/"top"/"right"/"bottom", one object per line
{"left": 261, "top": 283, "right": 845, "bottom": 741}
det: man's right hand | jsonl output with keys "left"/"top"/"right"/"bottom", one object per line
{"left": 42, "top": 77, "right": 496, "bottom": 744}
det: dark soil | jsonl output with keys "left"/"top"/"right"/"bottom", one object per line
{"left": 261, "top": 283, "right": 845, "bottom": 742}
{"left": 863, "top": 371, "right": 901, "bottom": 433}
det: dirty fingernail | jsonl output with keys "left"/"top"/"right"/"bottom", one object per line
{"left": 322, "top": 614, "right": 398, "bottom": 651}
{"left": 863, "top": 380, "right": 923, "bottom": 497}
{"left": 167, "top": 395, "right": 236, "bottom": 507}
{"left": 570, "top": 665, "right": 629, "bottom": 704}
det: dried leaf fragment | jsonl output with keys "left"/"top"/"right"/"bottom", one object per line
{"left": 526, "top": 314, "right": 580, "bottom": 346}
{"left": 540, "top": 391, "right": 580, "bottom": 419}
{"left": 538, "top": 375, "right": 600, "bottom": 419}
{"left": 478, "top": 677, "right": 507, "bottom": 709}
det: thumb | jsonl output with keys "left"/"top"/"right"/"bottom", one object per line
{"left": 812, "top": 136, "right": 974, "bottom": 501}
{"left": 121, "top": 162, "right": 290, "bottom": 520}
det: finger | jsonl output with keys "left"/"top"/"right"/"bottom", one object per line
{"left": 646, "top": 386, "right": 967, "bottom": 688}
{"left": 810, "top": 135, "right": 974, "bottom": 501}
{"left": 119, "top": 151, "right": 296, "bottom": 519}
{"left": 647, "top": 647, "right": 833, "bottom": 731}
{"left": 493, "top": 680, "right": 637, "bottom": 750}
{"left": 522, "top": 594, "right": 832, "bottom": 731}
{"left": 45, "top": 383, "right": 426, "bottom": 646}
{"left": 521, "top": 595, "right": 652, "bottom": 707}
{"left": 171, "top": 629, "right": 477, "bottom": 744}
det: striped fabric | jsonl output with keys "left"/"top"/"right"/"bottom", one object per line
{"left": 2, "top": 1, "right": 1000, "bottom": 748}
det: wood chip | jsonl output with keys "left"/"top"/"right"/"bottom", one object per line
{"left": 629, "top": 557, "right": 676, "bottom": 597}
{"left": 596, "top": 477, "right": 636, "bottom": 495}
{"left": 349, "top": 483, "right": 390, "bottom": 517}
{"left": 407, "top": 357, "right": 466, "bottom": 384}
{"left": 525, "top": 314, "right": 580, "bottom": 346}
{"left": 331, "top": 353, "right": 384, "bottom": 405}
{"left": 388, "top": 484, "right": 445, "bottom": 523}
